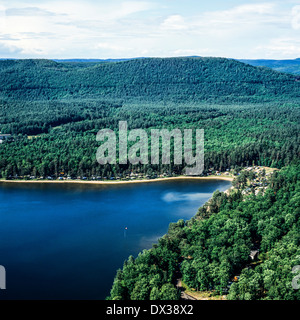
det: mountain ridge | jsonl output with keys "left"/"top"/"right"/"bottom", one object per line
{"left": 0, "top": 57, "right": 299, "bottom": 102}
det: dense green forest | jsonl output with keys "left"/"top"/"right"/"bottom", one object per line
{"left": 109, "top": 164, "right": 300, "bottom": 300}
{"left": 54, "top": 57, "right": 300, "bottom": 75}
{"left": 0, "top": 57, "right": 300, "bottom": 101}
{"left": 0, "top": 57, "right": 299, "bottom": 300}
{"left": 0, "top": 57, "right": 299, "bottom": 179}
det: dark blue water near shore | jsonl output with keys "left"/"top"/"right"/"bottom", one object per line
{"left": 0, "top": 179, "right": 231, "bottom": 300}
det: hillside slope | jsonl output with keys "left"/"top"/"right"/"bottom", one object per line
{"left": 0, "top": 57, "right": 299, "bottom": 102}
{"left": 0, "top": 57, "right": 299, "bottom": 179}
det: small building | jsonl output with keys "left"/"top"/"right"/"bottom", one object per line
{"left": 249, "top": 250, "right": 259, "bottom": 260}
{"left": 0, "top": 134, "right": 12, "bottom": 144}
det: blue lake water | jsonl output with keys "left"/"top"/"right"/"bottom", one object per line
{"left": 0, "top": 179, "right": 231, "bottom": 300}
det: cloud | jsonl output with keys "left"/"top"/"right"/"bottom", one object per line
{"left": 112, "top": 1, "right": 154, "bottom": 19}
{"left": 161, "top": 15, "right": 187, "bottom": 30}
{"left": 224, "top": 3, "right": 275, "bottom": 15}
{"left": 0, "top": 42, "right": 22, "bottom": 56}
{"left": 95, "top": 42, "right": 128, "bottom": 52}
{"left": 191, "top": 3, "right": 287, "bottom": 32}
{"left": 173, "top": 48, "right": 213, "bottom": 56}
{"left": 5, "top": 7, "right": 56, "bottom": 16}
{"left": 0, "top": 1, "right": 299, "bottom": 59}
{"left": 0, "top": 34, "right": 18, "bottom": 41}
{"left": 38, "top": 0, "right": 154, "bottom": 23}
{"left": 291, "top": 5, "right": 300, "bottom": 29}
{"left": 254, "top": 37, "right": 300, "bottom": 58}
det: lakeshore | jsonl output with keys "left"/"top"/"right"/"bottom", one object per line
{"left": 0, "top": 175, "right": 234, "bottom": 185}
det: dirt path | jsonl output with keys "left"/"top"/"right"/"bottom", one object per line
{"left": 176, "top": 279, "right": 197, "bottom": 300}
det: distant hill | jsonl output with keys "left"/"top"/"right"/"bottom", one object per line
{"left": 53, "top": 58, "right": 138, "bottom": 63}
{"left": 239, "top": 58, "right": 300, "bottom": 75}
{"left": 0, "top": 57, "right": 299, "bottom": 102}
{"left": 52, "top": 58, "right": 137, "bottom": 68}
{"left": 53, "top": 57, "right": 300, "bottom": 75}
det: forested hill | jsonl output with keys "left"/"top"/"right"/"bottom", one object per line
{"left": 0, "top": 56, "right": 299, "bottom": 178}
{"left": 0, "top": 57, "right": 300, "bottom": 102}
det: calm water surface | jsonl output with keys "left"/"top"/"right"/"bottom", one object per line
{"left": 0, "top": 179, "right": 231, "bottom": 300}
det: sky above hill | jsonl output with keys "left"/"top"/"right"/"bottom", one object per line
{"left": 0, "top": 0, "right": 300, "bottom": 59}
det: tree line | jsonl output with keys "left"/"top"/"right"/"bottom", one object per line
{"left": 0, "top": 99, "right": 299, "bottom": 179}
{"left": 109, "top": 163, "right": 300, "bottom": 300}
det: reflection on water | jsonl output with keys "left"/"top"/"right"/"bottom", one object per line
{"left": 162, "top": 191, "right": 213, "bottom": 202}
{"left": 138, "top": 234, "right": 165, "bottom": 250}
{"left": 0, "top": 179, "right": 231, "bottom": 300}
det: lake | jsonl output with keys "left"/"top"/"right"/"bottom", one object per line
{"left": 0, "top": 179, "right": 231, "bottom": 300}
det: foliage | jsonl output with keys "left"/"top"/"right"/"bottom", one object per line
{"left": 0, "top": 58, "right": 299, "bottom": 300}
{"left": 0, "top": 58, "right": 299, "bottom": 178}
{"left": 109, "top": 164, "right": 300, "bottom": 300}
{"left": 1, "top": 57, "right": 300, "bottom": 101}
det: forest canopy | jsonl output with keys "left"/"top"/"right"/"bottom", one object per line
{"left": 0, "top": 57, "right": 299, "bottom": 179}
{"left": 109, "top": 164, "right": 300, "bottom": 300}
{"left": 0, "top": 57, "right": 299, "bottom": 301}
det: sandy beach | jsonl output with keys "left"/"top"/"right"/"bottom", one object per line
{"left": 0, "top": 175, "right": 234, "bottom": 185}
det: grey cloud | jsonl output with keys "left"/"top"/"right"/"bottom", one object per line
{"left": 0, "top": 34, "right": 18, "bottom": 41}
{"left": 0, "top": 32, "right": 56, "bottom": 41}
{"left": 0, "top": 43, "right": 22, "bottom": 56}
{"left": 19, "top": 32, "right": 56, "bottom": 39}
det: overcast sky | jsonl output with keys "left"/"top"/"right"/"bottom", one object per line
{"left": 0, "top": 0, "right": 300, "bottom": 59}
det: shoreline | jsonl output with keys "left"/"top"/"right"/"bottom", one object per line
{"left": 0, "top": 175, "right": 234, "bottom": 185}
